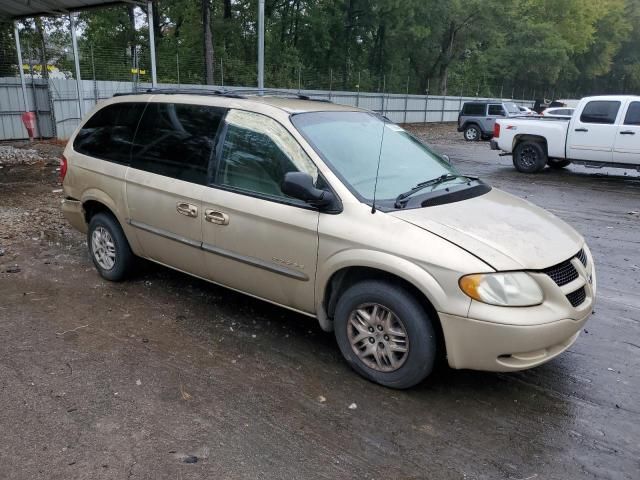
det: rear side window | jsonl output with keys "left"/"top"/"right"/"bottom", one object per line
{"left": 624, "top": 102, "right": 640, "bottom": 125}
{"left": 131, "top": 103, "right": 225, "bottom": 185}
{"left": 580, "top": 101, "right": 621, "bottom": 124}
{"left": 462, "top": 103, "right": 486, "bottom": 115}
{"left": 488, "top": 104, "right": 505, "bottom": 116}
{"left": 73, "top": 102, "right": 144, "bottom": 164}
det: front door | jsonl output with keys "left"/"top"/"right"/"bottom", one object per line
{"left": 483, "top": 104, "right": 505, "bottom": 134}
{"left": 613, "top": 100, "right": 640, "bottom": 165}
{"left": 201, "top": 109, "right": 320, "bottom": 313}
{"left": 126, "top": 101, "right": 225, "bottom": 277}
{"left": 567, "top": 100, "right": 622, "bottom": 163}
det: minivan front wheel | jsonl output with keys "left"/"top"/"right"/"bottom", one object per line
{"left": 463, "top": 125, "right": 480, "bottom": 141}
{"left": 334, "top": 280, "right": 437, "bottom": 389}
{"left": 87, "top": 212, "right": 135, "bottom": 281}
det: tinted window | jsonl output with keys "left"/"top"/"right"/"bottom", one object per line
{"left": 216, "top": 110, "right": 317, "bottom": 200}
{"left": 580, "top": 101, "right": 620, "bottom": 124}
{"left": 131, "top": 103, "right": 224, "bottom": 185}
{"left": 73, "top": 102, "right": 144, "bottom": 163}
{"left": 488, "top": 104, "right": 505, "bottom": 116}
{"left": 624, "top": 102, "right": 640, "bottom": 125}
{"left": 462, "top": 103, "right": 486, "bottom": 115}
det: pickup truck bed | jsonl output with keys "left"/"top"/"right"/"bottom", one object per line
{"left": 492, "top": 95, "right": 640, "bottom": 173}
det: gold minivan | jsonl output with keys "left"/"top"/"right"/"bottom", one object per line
{"left": 61, "top": 91, "right": 596, "bottom": 388}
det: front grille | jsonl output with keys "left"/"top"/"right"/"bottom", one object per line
{"left": 542, "top": 260, "right": 579, "bottom": 286}
{"left": 576, "top": 248, "right": 587, "bottom": 267}
{"left": 566, "top": 287, "right": 586, "bottom": 307}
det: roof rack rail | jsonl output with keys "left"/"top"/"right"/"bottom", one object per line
{"left": 111, "top": 87, "right": 332, "bottom": 103}
{"left": 113, "top": 88, "right": 246, "bottom": 99}
{"left": 225, "top": 88, "right": 332, "bottom": 102}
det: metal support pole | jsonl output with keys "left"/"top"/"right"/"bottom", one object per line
{"left": 69, "top": 12, "right": 84, "bottom": 118}
{"left": 258, "top": 0, "right": 265, "bottom": 93}
{"left": 355, "top": 71, "right": 360, "bottom": 107}
{"left": 220, "top": 58, "right": 224, "bottom": 87}
{"left": 13, "top": 21, "right": 29, "bottom": 112}
{"left": 147, "top": 1, "right": 158, "bottom": 87}
{"left": 298, "top": 66, "right": 302, "bottom": 93}
{"left": 403, "top": 76, "right": 409, "bottom": 124}
{"left": 90, "top": 44, "right": 98, "bottom": 105}
{"left": 329, "top": 68, "right": 333, "bottom": 102}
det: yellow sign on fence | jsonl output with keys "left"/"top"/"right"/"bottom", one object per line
{"left": 131, "top": 68, "right": 146, "bottom": 75}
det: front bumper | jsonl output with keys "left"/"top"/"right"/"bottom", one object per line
{"left": 440, "top": 308, "right": 591, "bottom": 371}
{"left": 61, "top": 198, "right": 87, "bottom": 233}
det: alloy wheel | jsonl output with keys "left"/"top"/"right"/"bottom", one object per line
{"left": 347, "top": 303, "right": 409, "bottom": 372}
{"left": 91, "top": 226, "right": 116, "bottom": 270}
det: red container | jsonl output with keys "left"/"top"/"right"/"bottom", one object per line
{"left": 21, "top": 111, "right": 36, "bottom": 140}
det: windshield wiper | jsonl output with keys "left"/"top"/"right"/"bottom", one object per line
{"left": 394, "top": 173, "right": 463, "bottom": 208}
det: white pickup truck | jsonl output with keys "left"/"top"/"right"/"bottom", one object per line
{"left": 491, "top": 95, "right": 640, "bottom": 173}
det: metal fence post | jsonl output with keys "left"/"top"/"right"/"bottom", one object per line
{"left": 298, "top": 66, "right": 301, "bottom": 93}
{"left": 220, "top": 58, "right": 224, "bottom": 87}
{"left": 69, "top": 12, "right": 84, "bottom": 118}
{"left": 147, "top": 0, "right": 158, "bottom": 87}
{"left": 403, "top": 75, "right": 409, "bottom": 124}
{"left": 381, "top": 74, "right": 386, "bottom": 115}
{"left": 176, "top": 48, "right": 180, "bottom": 87}
{"left": 423, "top": 90, "right": 429, "bottom": 125}
{"left": 13, "top": 22, "right": 29, "bottom": 113}
{"left": 90, "top": 44, "right": 98, "bottom": 105}
{"left": 329, "top": 68, "right": 333, "bottom": 102}
{"left": 440, "top": 94, "right": 446, "bottom": 123}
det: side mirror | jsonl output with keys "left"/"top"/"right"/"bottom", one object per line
{"left": 281, "top": 172, "right": 336, "bottom": 209}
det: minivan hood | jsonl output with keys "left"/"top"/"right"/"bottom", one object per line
{"left": 391, "top": 188, "right": 583, "bottom": 271}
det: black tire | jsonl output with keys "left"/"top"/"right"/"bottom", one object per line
{"left": 87, "top": 212, "right": 135, "bottom": 281}
{"left": 463, "top": 124, "right": 481, "bottom": 142}
{"left": 334, "top": 280, "right": 437, "bottom": 389}
{"left": 513, "top": 141, "right": 547, "bottom": 173}
{"left": 547, "top": 158, "right": 571, "bottom": 169}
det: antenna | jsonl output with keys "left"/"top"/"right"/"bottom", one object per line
{"left": 371, "top": 116, "right": 387, "bottom": 214}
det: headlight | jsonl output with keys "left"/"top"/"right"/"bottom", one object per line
{"left": 459, "top": 272, "right": 543, "bottom": 307}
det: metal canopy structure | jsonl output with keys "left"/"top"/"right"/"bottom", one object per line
{"left": 0, "top": 1, "right": 142, "bottom": 19}
{"left": 4, "top": 0, "right": 155, "bottom": 129}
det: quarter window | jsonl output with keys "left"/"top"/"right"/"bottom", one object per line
{"left": 216, "top": 110, "right": 317, "bottom": 200}
{"left": 624, "top": 102, "right": 640, "bottom": 126}
{"left": 462, "top": 103, "right": 486, "bottom": 115}
{"left": 580, "top": 101, "right": 621, "bottom": 124}
{"left": 131, "top": 102, "right": 225, "bottom": 185}
{"left": 73, "top": 102, "right": 144, "bottom": 164}
{"left": 488, "top": 104, "right": 505, "bottom": 116}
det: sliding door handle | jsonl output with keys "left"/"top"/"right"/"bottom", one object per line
{"left": 176, "top": 202, "right": 198, "bottom": 218}
{"left": 205, "top": 209, "right": 230, "bottom": 225}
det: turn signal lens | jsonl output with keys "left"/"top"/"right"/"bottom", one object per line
{"left": 459, "top": 272, "right": 543, "bottom": 307}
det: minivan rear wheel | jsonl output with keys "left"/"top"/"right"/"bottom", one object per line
{"left": 88, "top": 212, "right": 135, "bottom": 281}
{"left": 334, "top": 280, "right": 437, "bottom": 389}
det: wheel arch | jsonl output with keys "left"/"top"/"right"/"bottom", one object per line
{"left": 81, "top": 189, "right": 143, "bottom": 255}
{"left": 513, "top": 134, "right": 548, "bottom": 154}
{"left": 317, "top": 260, "right": 447, "bottom": 358}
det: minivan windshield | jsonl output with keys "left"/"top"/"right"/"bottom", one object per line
{"left": 292, "top": 111, "right": 483, "bottom": 209}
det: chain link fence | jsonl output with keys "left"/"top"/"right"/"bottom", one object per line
{"left": 1, "top": 19, "right": 542, "bottom": 140}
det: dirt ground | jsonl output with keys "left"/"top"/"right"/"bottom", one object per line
{"left": 1, "top": 127, "right": 639, "bottom": 479}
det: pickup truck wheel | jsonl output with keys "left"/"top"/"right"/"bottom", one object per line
{"left": 463, "top": 125, "right": 480, "bottom": 141}
{"left": 334, "top": 280, "right": 437, "bottom": 389}
{"left": 513, "top": 141, "right": 547, "bottom": 173}
{"left": 548, "top": 158, "right": 571, "bottom": 169}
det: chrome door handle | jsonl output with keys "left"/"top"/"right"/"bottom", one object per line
{"left": 205, "top": 209, "right": 230, "bottom": 225}
{"left": 176, "top": 202, "right": 198, "bottom": 218}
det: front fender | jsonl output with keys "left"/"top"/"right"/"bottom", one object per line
{"left": 316, "top": 248, "right": 459, "bottom": 317}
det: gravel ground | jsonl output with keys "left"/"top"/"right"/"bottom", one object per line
{"left": 1, "top": 129, "right": 639, "bottom": 479}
